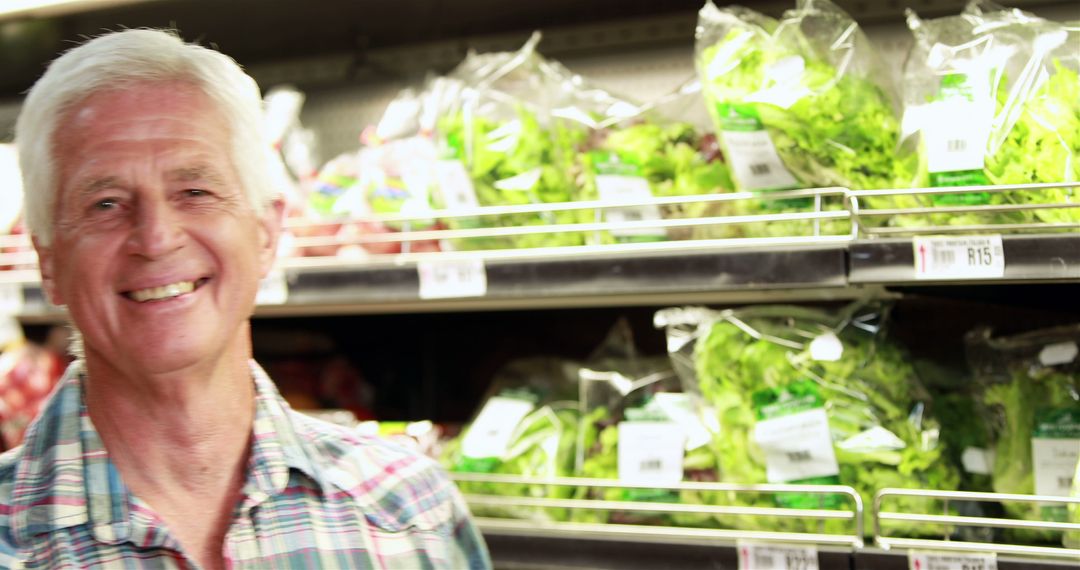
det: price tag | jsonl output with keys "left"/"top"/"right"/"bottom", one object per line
{"left": 908, "top": 551, "right": 997, "bottom": 570}
{"left": 617, "top": 421, "right": 685, "bottom": 485}
{"left": 913, "top": 236, "right": 1004, "bottom": 280}
{"left": 595, "top": 174, "right": 664, "bottom": 239}
{"left": 737, "top": 541, "right": 819, "bottom": 570}
{"left": 255, "top": 270, "right": 289, "bottom": 306}
{"left": 717, "top": 103, "right": 798, "bottom": 192}
{"left": 754, "top": 407, "right": 839, "bottom": 483}
{"left": 0, "top": 283, "right": 24, "bottom": 316}
{"left": 417, "top": 259, "right": 487, "bottom": 300}
{"left": 461, "top": 396, "right": 535, "bottom": 459}
{"left": 435, "top": 160, "right": 479, "bottom": 210}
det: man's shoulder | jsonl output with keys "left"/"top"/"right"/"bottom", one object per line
{"left": 289, "top": 412, "right": 457, "bottom": 532}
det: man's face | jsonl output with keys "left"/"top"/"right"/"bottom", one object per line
{"left": 36, "top": 81, "right": 282, "bottom": 377}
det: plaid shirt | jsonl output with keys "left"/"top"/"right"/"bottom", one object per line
{"left": 0, "top": 360, "right": 491, "bottom": 569}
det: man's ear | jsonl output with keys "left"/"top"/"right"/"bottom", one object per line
{"left": 257, "top": 198, "right": 286, "bottom": 277}
{"left": 32, "top": 236, "right": 63, "bottom": 306}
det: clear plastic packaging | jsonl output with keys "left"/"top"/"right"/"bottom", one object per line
{"left": 966, "top": 324, "right": 1080, "bottom": 545}
{"left": 695, "top": 0, "right": 909, "bottom": 193}
{"left": 895, "top": 1, "right": 1080, "bottom": 225}
{"left": 656, "top": 302, "right": 959, "bottom": 535}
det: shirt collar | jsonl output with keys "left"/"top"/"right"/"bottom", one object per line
{"left": 8, "top": 359, "right": 337, "bottom": 546}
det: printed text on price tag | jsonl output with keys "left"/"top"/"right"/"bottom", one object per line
{"left": 737, "top": 541, "right": 819, "bottom": 570}
{"left": 908, "top": 550, "right": 997, "bottom": 570}
{"left": 418, "top": 259, "right": 487, "bottom": 300}
{"left": 913, "top": 236, "right": 1004, "bottom": 280}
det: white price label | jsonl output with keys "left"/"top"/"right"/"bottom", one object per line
{"left": 737, "top": 541, "right": 819, "bottom": 570}
{"left": 1032, "top": 437, "right": 1080, "bottom": 497}
{"left": 720, "top": 129, "right": 798, "bottom": 192}
{"left": 1039, "top": 342, "right": 1079, "bottom": 366}
{"left": 754, "top": 408, "right": 839, "bottom": 483}
{"left": 924, "top": 100, "right": 993, "bottom": 174}
{"left": 417, "top": 259, "right": 487, "bottom": 300}
{"left": 0, "top": 283, "right": 24, "bottom": 316}
{"left": 255, "top": 270, "right": 288, "bottom": 306}
{"left": 461, "top": 396, "right": 535, "bottom": 459}
{"left": 908, "top": 551, "right": 997, "bottom": 570}
{"left": 617, "top": 421, "right": 685, "bottom": 485}
{"left": 435, "top": 160, "right": 479, "bottom": 211}
{"left": 913, "top": 236, "right": 1005, "bottom": 280}
{"left": 595, "top": 174, "right": 664, "bottom": 238}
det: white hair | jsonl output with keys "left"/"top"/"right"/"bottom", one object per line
{"left": 15, "top": 28, "right": 277, "bottom": 246}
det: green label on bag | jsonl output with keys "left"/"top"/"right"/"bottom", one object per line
{"left": 925, "top": 73, "right": 992, "bottom": 205}
{"left": 753, "top": 381, "right": 842, "bottom": 509}
{"left": 717, "top": 103, "right": 765, "bottom": 132}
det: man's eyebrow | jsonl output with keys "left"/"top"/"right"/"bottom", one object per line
{"left": 167, "top": 166, "right": 228, "bottom": 186}
{"left": 74, "top": 176, "right": 124, "bottom": 197}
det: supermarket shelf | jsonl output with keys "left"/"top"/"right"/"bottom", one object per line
{"left": 481, "top": 526, "right": 855, "bottom": 570}
{"left": 848, "top": 234, "right": 1080, "bottom": 285}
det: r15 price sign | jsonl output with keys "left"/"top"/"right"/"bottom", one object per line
{"left": 913, "top": 236, "right": 1005, "bottom": 280}
{"left": 736, "top": 541, "right": 819, "bottom": 570}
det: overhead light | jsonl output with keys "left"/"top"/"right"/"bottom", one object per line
{"left": 0, "top": 0, "right": 158, "bottom": 20}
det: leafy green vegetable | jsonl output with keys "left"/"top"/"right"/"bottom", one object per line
{"left": 659, "top": 304, "right": 960, "bottom": 536}
{"left": 873, "top": 6, "right": 1080, "bottom": 229}
{"left": 967, "top": 325, "right": 1080, "bottom": 544}
{"left": 696, "top": 1, "right": 912, "bottom": 193}
{"left": 443, "top": 402, "right": 580, "bottom": 522}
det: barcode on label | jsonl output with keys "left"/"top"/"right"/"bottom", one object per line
{"left": 786, "top": 451, "right": 812, "bottom": 463}
{"left": 640, "top": 459, "right": 663, "bottom": 472}
{"left": 932, "top": 249, "right": 956, "bottom": 266}
{"left": 1059, "top": 476, "right": 1073, "bottom": 489}
{"left": 750, "top": 163, "right": 771, "bottom": 176}
{"left": 946, "top": 139, "right": 967, "bottom": 152}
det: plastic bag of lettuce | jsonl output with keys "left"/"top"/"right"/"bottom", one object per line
{"left": 573, "top": 79, "right": 738, "bottom": 243}
{"left": 891, "top": 1, "right": 1080, "bottom": 227}
{"left": 570, "top": 320, "right": 721, "bottom": 527}
{"left": 428, "top": 33, "right": 630, "bottom": 250}
{"left": 695, "top": 0, "right": 912, "bottom": 196}
{"left": 441, "top": 357, "right": 581, "bottom": 522}
{"left": 655, "top": 302, "right": 959, "bottom": 536}
{"left": 966, "top": 324, "right": 1080, "bottom": 545}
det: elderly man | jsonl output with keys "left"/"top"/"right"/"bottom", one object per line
{"left": 0, "top": 29, "right": 490, "bottom": 569}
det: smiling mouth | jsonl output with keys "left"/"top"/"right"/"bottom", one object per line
{"left": 124, "top": 278, "right": 209, "bottom": 303}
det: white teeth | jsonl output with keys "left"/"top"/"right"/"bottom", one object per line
{"left": 129, "top": 281, "right": 195, "bottom": 302}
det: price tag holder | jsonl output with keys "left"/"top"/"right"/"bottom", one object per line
{"left": 255, "top": 270, "right": 289, "bottom": 306}
{"left": 908, "top": 551, "right": 997, "bottom": 570}
{"left": 736, "top": 541, "right": 819, "bottom": 570}
{"left": 418, "top": 259, "right": 487, "bottom": 300}
{"left": 913, "top": 236, "right": 1004, "bottom": 280}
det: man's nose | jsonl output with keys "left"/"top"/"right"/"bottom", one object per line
{"left": 125, "top": 196, "right": 184, "bottom": 258}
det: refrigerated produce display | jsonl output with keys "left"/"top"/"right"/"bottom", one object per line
{"left": 0, "top": 0, "right": 1079, "bottom": 568}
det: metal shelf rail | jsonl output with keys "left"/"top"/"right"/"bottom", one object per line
{"left": 449, "top": 472, "right": 865, "bottom": 547}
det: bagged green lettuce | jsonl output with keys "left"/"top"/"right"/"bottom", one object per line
{"left": 569, "top": 319, "right": 721, "bottom": 527}
{"left": 656, "top": 302, "right": 959, "bottom": 536}
{"left": 892, "top": 1, "right": 1080, "bottom": 227}
{"left": 695, "top": 0, "right": 911, "bottom": 195}
{"left": 966, "top": 325, "right": 1080, "bottom": 545}
{"left": 429, "top": 33, "right": 629, "bottom": 250}
{"left": 441, "top": 357, "right": 581, "bottom": 522}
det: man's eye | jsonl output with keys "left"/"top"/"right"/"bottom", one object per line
{"left": 93, "top": 198, "right": 118, "bottom": 210}
{"left": 184, "top": 188, "right": 211, "bottom": 197}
